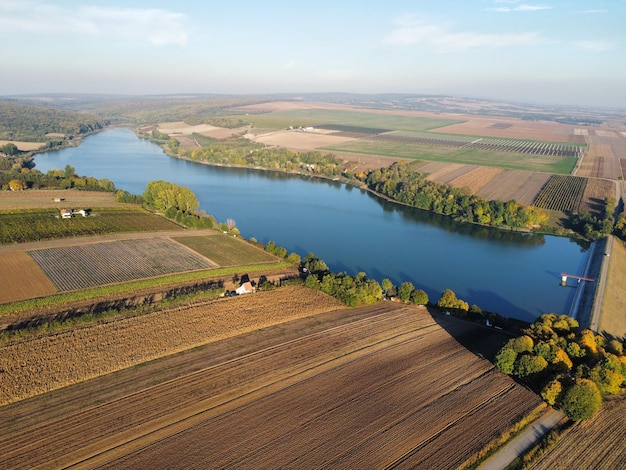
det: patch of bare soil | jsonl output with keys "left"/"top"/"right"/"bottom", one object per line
{"left": 0, "top": 303, "right": 540, "bottom": 470}
{"left": 0, "top": 285, "right": 342, "bottom": 406}
{"left": 532, "top": 396, "right": 626, "bottom": 470}
{"left": 0, "top": 190, "right": 122, "bottom": 210}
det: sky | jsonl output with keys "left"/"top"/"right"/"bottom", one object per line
{"left": 1, "top": 0, "right": 625, "bottom": 108}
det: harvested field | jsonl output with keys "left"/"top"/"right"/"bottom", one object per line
{"left": 173, "top": 234, "right": 279, "bottom": 266}
{"left": 0, "top": 286, "right": 345, "bottom": 406}
{"left": 418, "top": 161, "right": 455, "bottom": 175}
{"left": 0, "top": 252, "right": 57, "bottom": 303}
{"left": 477, "top": 170, "right": 550, "bottom": 205}
{"left": 431, "top": 116, "right": 577, "bottom": 142}
{"left": 247, "top": 129, "right": 357, "bottom": 151}
{"left": 599, "top": 238, "right": 626, "bottom": 339}
{"left": 448, "top": 166, "right": 504, "bottom": 193}
{"left": 424, "top": 163, "right": 468, "bottom": 183}
{"left": 531, "top": 396, "right": 626, "bottom": 470}
{"left": 0, "top": 189, "right": 122, "bottom": 210}
{"left": 0, "top": 300, "right": 541, "bottom": 469}
{"left": 0, "top": 140, "right": 45, "bottom": 151}
{"left": 579, "top": 178, "right": 617, "bottom": 215}
{"left": 157, "top": 121, "right": 243, "bottom": 139}
{"left": 576, "top": 135, "right": 622, "bottom": 179}
{"left": 28, "top": 238, "right": 215, "bottom": 291}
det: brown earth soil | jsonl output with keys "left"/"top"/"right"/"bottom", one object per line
{"left": 0, "top": 285, "right": 338, "bottom": 406}
{"left": 448, "top": 166, "right": 504, "bottom": 193}
{"left": 0, "top": 299, "right": 541, "bottom": 469}
{"left": 579, "top": 178, "right": 617, "bottom": 214}
{"left": 0, "top": 140, "right": 45, "bottom": 151}
{"left": 0, "top": 252, "right": 57, "bottom": 303}
{"left": 531, "top": 396, "right": 626, "bottom": 470}
{"left": 599, "top": 238, "right": 626, "bottom": 339}
{"left": 0, "top": 189, "right": 124, "bottom": 210}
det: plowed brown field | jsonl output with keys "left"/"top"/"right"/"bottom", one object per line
{"left": 531, "top": 396, "right": 626, "bottom": 470}
{"left": 448, "top": 166, "right": 504, "bottom": 193}
{"left": 0, "top": 252, "right": 57, "bottom": 303}
{"left": 477, "top": 170, "right": 552, "bottom": 205}
{"left": 0, "top": 298, "right": 541, "bottom": 469}
{"left": 0, "top": 189, "right": 122, "bottom": 210}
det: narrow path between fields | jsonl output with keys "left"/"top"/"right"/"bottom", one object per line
{"left": 479, "top": 408, "right": 566, "bottom": 470}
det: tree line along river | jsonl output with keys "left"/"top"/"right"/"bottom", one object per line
{"left": 33, "top": 129, "right": 589, "bottom": 322}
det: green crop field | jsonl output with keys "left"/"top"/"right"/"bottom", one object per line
{"left": 0, "top": 208, "right": 183, "bottom": 244}
{"left": 238, "top": 109, "right": 463, "bottom": 132}
{"left": 174, "top": 234, "right": 279, "bottom": 266}
{"left": 322, "top": 140, "right": 577, "bottom": 174}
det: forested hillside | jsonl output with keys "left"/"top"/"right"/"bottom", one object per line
{"left": 0, "top": 102, "right": 108, "bottom": 142}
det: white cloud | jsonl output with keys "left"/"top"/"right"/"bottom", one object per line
{"left": 574, "top": 40, "right": 618, "bottom": 52}
{"left": 488, "top": 4, "right": 551, "bottom": 12}
{"left": 383, "top": 15, "right": 545, "bottom": 52}
{"left": 0, "top": 0, "right": 189, "bottom": 46}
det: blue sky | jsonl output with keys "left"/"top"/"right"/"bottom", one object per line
{"left": 1, "top": 0, "right": 624, "bottom": 108}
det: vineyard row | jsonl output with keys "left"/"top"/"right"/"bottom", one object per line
{"left": 368, "top": 134, "right": 584, "bottom": 157}
{"left": 532, "top": 175, "right": 588, "bottom": 212}
{"left": 28, "top": 238, "right": 214, "bottom": 291}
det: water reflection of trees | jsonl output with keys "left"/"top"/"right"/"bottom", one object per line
{"left": 368, "top": 191, "right": 552, "bottom": 246}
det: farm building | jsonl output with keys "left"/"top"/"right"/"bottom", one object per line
{"left": 235, "top": 281, "right": 255, "bottom": 295}
{"left": 59, "top": 209, "right": 90, "bottom": 218}
{"left": 235, "top": 274, "right": 255, "bottom": 295}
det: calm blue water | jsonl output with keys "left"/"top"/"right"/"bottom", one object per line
{"left": 34, "top": 129, "right": 588, "bottom": 322}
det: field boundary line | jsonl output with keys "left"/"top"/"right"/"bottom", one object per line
{"left": 60, "top": 313, "right": 442, "bottom": 468}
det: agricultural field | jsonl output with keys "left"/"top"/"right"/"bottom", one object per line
{"left": 0, "top": 286, "right": 345, "bottom": 406}
{"left": 0, "top": 252, "right": 57, "bottom": 303}
{"left": 579, "top": 178, "right": 617, "bottom": 214}
{"left": 0, "top": 207, "right": 183, "bottom": 244}
{"left": 240, "top": 108, "right": 464, "bottom": 133}
{"left": 532, "top": 175, "right": 588, "bottom": 212}
{"left": 599, "top": 237, "right": 626, "bottom": 339}
{"left": 372, "top": 132, "right": 585, "bottom": 157}
{"left": 430, "top": 115, "right": 579, "bottom": 142}
{"left": 0, "top": 139, "right": 45, "bottom": 151}
{"left": 173, "top": 234, "right": 278, "bottom": 266}
{"left": 0, "top": 300, "right": 543, "bottom": 468}
{"left": 531, "top": 396, "right": 626, "bottom": 470}
{"left": 576, "top": 135, "right": 621, "bottom": 179}
{"left": 322, "top": 139, "right": 578, "bottom": 174}
{"left": 0, "top": 189, "right": 123, "bottom": 210}
{"left": 28, "top": 238, "right": 216, "bottom": 291}
{"left": 446, "top": 166, "right": 505, "bottom": 193}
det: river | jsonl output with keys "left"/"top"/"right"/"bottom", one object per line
{"left": 34, "top": 129, "right": 588, "bottom": 322}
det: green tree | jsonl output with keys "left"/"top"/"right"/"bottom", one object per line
{"left": 437, "top": 289, "right": 469, "bottom": 311}
{"left": 513, "top": 354, "right": 548, "bottom": 379}
{"left": 511, "top": 335, "right": 534, "bottom": 354}
{"left": 0, "top": 142, "right": 18, "bottom": 156}
{"left": 398, "top": 282, "right": 414, "bottom": 302}
{"left": 8, "top": 179, "right": 27, "bottom": 191}
{"left": 541, "top": 379, "right": 563, "bottom": 405}
{"left": 381, "top": 278, "right": 393, "bottom": 296}
{"left": 64, "top": 164, "right": 75, "bottom": 178}
{"left": 559, "top": 378, "right": 602, "bottom": 420}
{"left": 410, "top": 289, "right": 428, "bottom": 305}
{"left": 495, "top": 347, "right": 517, "bottom": 375}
